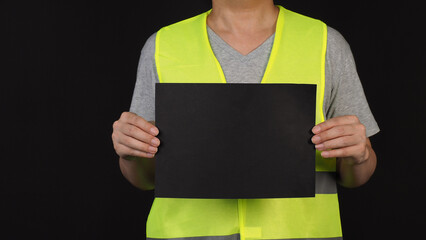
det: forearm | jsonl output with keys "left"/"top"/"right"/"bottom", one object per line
{"left": 112, "top": 116, "right": 159, "bottom": 191}
{"left": 119, "top": 156, "right": 156, "bottom": 190}
{"left": 337, "top": 141, "right": 377, "bottom": 188}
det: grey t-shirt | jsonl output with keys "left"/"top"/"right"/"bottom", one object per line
{"left": 130, "top": 26, "right": 380, "bottom": 137}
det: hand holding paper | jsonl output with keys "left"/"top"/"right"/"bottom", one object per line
{"left": 311, "top": 115, "right": 376, "bottom": 188}
{"left": 311, "top": 115, "right": 369, "bottom": 164}
{"left": 112, "top": 112, "right": 160, "bottom": 159}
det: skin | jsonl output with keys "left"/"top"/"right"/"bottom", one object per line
{"left": 207, "top": 0, "right": 279, "bottom": 55}
{"left": 112, "top": 112, "right": 158, "bottom": 190}
{"left": 311, "top": 115, "right": 377, "bottom": 188}
{"left": 112, "top": 0, "right": 377, "bottom": 190}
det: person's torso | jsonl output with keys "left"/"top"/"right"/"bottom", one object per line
{"left": 149, "top": 6, "right": 342, "bottom": 240}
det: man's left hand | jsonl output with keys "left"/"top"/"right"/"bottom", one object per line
{"left": 311, "top": 115, "right": 370, "bottom": 165}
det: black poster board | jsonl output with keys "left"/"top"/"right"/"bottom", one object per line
{"left": 155, "top": 83, "right": 316, "bottom": 199}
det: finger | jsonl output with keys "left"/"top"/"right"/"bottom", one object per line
{"left": 312, "top": 115, "right": 360, "bottom": 134}
{"left": 121, "top": 112, "right": 159, "bottom": 136}
{"left": 115, "top": 143, "right": 156, "bottom": 159}
{"left": 120, "top": 122, "right": 160, "bottom": 147}
{"left": 315, "top": 135, "right": 361, "bottom": 151}
{"left": 320, "top": 144, "right": 364, "bottom": 159}
{"left": 311, "top": 124, "right": 358, "bottom": 144}
{"left": 116, "top": 131, "right": 158, "bottom": 154}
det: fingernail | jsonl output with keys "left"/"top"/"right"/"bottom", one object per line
{"left": 315, "top": 144, "right": 324, "bottom": 150}
{"left": 311, "top": 135, "right": 321, "bottom": 143}
{"left": 150, "top": 127, "right": 159, "bottom": 135}
{"left": 148, "top": 146, "right": 158, "bottom": 153}
{"left": 312, "top": 126, "right": 321, "bottom": 134}
{"left": 321, "top": 151, "right": 330, "bottom": 158}
{"left": 151, "top": 138, "right": 160, "bottom": 146}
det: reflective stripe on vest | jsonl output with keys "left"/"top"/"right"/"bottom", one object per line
{"left": 148, "top": 236, "right": 343, "bottom": 240}
{"left": 149, "top": 5, "right": 342, "bottom": 240}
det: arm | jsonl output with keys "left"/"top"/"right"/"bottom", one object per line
{"left": 113, "top": 33, "right": 160, "bottom": 190}
{"left": 312, "top": 115, "right": 377, "bottom": 188}
{"left": 112, "top": 112, "right": 160, "bottom": 190}
{"left": 336, "top": 138, "right": 376, "bottom": 188}
{"left": 119, "top": 155, "right": 156, "bottom": 190}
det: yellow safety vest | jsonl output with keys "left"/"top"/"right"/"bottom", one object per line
{"left": 149, "top": 5, "right": 342, "bottom": 240}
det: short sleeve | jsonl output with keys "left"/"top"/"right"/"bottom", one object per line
{"left": 324, "top": 27, "right": 380, "bottom": 137}
{"left": 129, "top": 33, "right": 158, "bottom": 122}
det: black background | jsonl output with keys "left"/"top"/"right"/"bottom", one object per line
{"left": 1, "top": 0, "right": 425, "bottom": 239}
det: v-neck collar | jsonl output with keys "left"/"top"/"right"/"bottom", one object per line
{"left": 207, "top": 26, "right": 275, "bottom": 62}
{"left": 202, "top": 5, "right": 285, "bottom": 84}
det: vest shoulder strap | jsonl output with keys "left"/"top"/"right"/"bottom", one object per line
{"left": 155, "top": 10, "right": 226, "bottom": 83}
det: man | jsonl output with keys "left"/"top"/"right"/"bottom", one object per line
{"left": 112, "top": 0, "right": 379, "bottom": 239}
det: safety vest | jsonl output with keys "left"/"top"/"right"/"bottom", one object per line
{"left": 149, "top": 5, "right": 342, "bottom": 240}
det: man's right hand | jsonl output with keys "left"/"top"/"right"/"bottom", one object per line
{"left": 112, "top": 112, "right": 160, "bottom": 159}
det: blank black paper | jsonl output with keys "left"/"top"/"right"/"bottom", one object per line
{"left": 155, "top": 83, "right": 316, "bottom": 199}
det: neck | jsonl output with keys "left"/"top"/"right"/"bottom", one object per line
{"left": 208, "top": 0, "right": 278, "bottom": 34}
